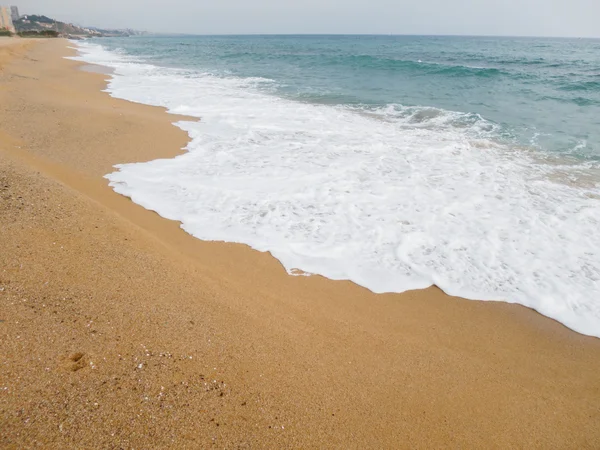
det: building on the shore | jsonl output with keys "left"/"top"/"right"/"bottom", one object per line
{"left": 0, "top": 6, "right": 16, "bottom": 33}
{"left": 10, "top": 5, "right": 18, "bottom": 21}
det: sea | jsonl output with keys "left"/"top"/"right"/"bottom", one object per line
{"left": 70, "top": 35, "right": 600, "bottom": 337}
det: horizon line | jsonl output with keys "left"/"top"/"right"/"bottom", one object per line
{"left": 130, "top": 32, "right": 600, "bottom": 40}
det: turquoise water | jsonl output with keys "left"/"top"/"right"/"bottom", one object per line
{"left": 94, "top": 35, "right": 600, "bottom": 160}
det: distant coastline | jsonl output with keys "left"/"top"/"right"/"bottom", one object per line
{"left": 0, "top": 6, "right": 144, "bottom": 39}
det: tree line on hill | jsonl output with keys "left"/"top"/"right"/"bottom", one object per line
{"left": 0, "top": 27, "right": 59, "bottom": 38}
{"left": 17, "top": 30, "right": 60, "bottom": 37}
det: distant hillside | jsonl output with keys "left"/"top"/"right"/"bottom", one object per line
{"left": 14, "top": 15, "right": 144, "bottom": 38}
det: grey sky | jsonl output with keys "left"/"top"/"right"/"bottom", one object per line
{"left": 12, "top": 0, "right": 600, "bottom": 37}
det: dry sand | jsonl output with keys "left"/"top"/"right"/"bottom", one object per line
{"left": 1, "top": 38, "right": 599, "bottom": 449}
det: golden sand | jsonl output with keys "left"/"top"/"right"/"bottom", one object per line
{"left": 1, "top": 38, "right": 599, "bottom": 448}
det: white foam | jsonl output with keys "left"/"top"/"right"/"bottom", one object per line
{"left": 71, "top": 42, "right": 600, "bottom": 337}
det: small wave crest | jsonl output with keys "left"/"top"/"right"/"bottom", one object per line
{"left": 557, "top": 80, "right": 600, "bottom": 92}
{"left": 316, "top": 54, "right": 511, "bottom": 78}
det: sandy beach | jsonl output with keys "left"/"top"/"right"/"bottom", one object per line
{"left": 1, "top": 37, "right": 600, "bottom": 448}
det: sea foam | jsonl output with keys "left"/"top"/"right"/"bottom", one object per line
{"left": 71, "top": 42, "right": 600, "bottom": 338}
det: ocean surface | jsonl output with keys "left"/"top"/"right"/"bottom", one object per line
{"left": 71, "top": 35, "right": 600, "bottom": 337}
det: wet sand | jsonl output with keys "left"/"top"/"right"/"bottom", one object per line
{"left": 1, "top": 38, "right": 600, "bottom": 448}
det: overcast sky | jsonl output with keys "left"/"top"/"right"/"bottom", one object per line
{"left": 13, "top": 0, "right": 600, "bottom": 37}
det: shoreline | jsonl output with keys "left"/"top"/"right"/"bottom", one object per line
{"left": 1, "top": 38, "right": 600, "bottom": 448}
{"left": 67, "top": 39, "right": 596, "bottom": 338}
{"left": 73, "top": 38, "right": 600, "bottom": 338}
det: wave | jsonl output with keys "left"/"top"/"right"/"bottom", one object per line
{"left": 69, "top": 41, "right": 600, "bottom": 338}
{"left": 347, "top": 55, "right": 511, "bottom": 78}
{"left": 361, "top": 104, "right": 500, "bottom": 136}
{"left": 557, "top": 80, "right": 600, "bottom": 92}
{"left": 250, "top": 52, "right": 514, "bottom": 79}
{"left": 540, "top": 94, "right": 600, "bottom": 107}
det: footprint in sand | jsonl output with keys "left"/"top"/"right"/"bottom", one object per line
{"left": 67, "top": 352, "right": 86, "bottom": 372}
